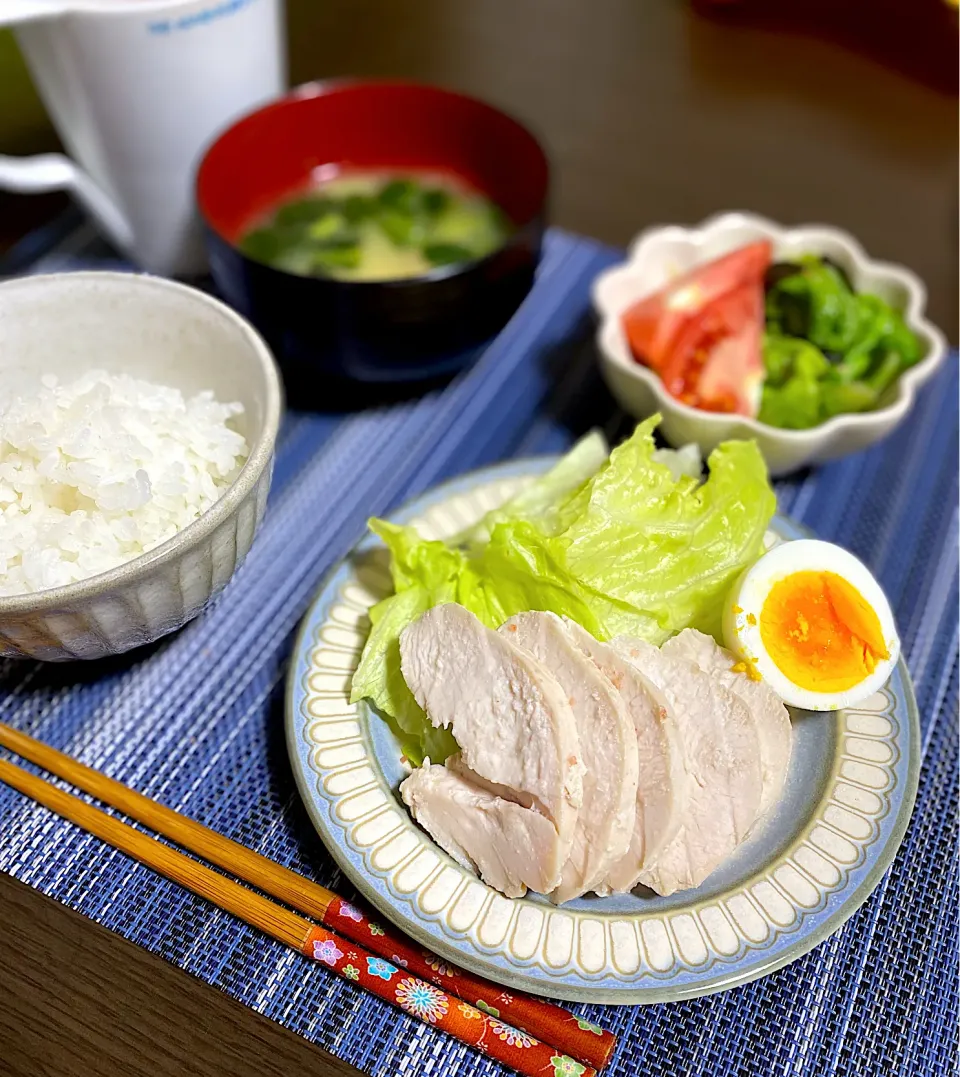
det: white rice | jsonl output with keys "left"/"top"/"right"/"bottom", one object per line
{"left": 0, "top": 370, "right": 248, "bottom": 597}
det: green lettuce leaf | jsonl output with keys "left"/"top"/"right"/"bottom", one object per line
{"left": 542, "top": 421, "right": 775, "bottom": 642}
{"left": 453, "top": 429, "right": 609, "bottom": 547}
{"left": 348, "top": 522, "right": 461, "bottom": 765}
{"left": 350, "top": 418, "right": 775, "bottom": 764}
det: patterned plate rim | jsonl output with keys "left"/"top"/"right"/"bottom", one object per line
{"left": 285, "top": 458, "right": 921, "bottom": 1004}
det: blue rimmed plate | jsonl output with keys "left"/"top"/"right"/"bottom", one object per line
{"left": 286, "top": 459, "right": 920, "bottom": 1004}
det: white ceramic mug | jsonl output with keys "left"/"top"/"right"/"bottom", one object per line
{"left": 0, "top": 0, "right": 286, "bottom": 276}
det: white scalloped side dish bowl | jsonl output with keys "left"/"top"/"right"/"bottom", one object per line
{"left": 593, "top": 212, "right": 948, "bottom": 476}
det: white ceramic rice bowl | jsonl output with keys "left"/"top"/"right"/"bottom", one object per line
{"left": 0, "top": 271, "right": 282, "bottom": 661}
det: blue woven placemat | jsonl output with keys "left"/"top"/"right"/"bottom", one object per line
{"left": 0, "top": 222, "right": 956, "bottom": 1077}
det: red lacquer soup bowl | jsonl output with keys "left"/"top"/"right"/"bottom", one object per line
{"left": 196, "top": 80, "right": 549, "bottom": 390}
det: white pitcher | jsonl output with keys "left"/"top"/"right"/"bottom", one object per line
{"left": 0, "top": 0, "right": 286, "bottom": 276}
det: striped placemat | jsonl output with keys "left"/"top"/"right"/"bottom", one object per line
{"left": 0, "top": 221, "right": 956, "bottom": 1077}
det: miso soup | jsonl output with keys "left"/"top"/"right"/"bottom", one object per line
{"left": 238, "top": 172, "right": 513, "bottom": 282}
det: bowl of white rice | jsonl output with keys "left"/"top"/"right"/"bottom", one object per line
{"left": 0, "top": 271, "right": 282, "bottom": 661}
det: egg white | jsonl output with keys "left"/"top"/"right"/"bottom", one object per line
{"left": 722, "top": 539, "right": 900, "bottom": 711}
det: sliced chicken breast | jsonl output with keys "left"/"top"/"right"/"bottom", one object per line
{"left": 662, "top": 628, "right": 792, "bottom": 816}
{"left": 611, "top": 637, "right": 764, "bottom": 896}
{"left": 561, "top": 619, "right": 685, "bottom": 893}
{"left": 500, "top": 611, "right": 639, "bottom": 902}
{"left": 400, "top": 603, "right": 583, "bottom": 847}
{"left": 444, "top": 753, "right": 520, "bottom": 801}
{"left": 400, "top": 765, "right": 564, "bottom": 897}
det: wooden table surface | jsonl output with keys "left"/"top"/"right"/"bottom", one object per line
{"left": 1, "top": 3, "right": 956, "bottom": 1076}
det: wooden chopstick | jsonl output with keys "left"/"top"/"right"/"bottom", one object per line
{"left": 0, "top": 722, "right": 616, "bottom": 1071}
{"left": 0, "top": 721, "right": 335, "bottom": 919}
{"left": 0, "top": 757, "right": 308, "bottom": 947}
{"left": 0, "top": 755, "right": 597, "bottom": 1077}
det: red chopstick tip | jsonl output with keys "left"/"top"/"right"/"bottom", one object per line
{"left": 300, "top": 925, "right": 598, "bottom": 1077}
{"left": 320, "top": 896, "right": 616, "bottom": 1070}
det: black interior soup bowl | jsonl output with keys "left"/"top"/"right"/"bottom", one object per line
{"left": 196, "top": 80, "right": 549, "bottom": 390}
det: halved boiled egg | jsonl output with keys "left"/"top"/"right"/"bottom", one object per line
{"left": 723, "top": 539, "right": 899, "bottom": 711}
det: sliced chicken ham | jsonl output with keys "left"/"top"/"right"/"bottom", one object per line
{"left": 560, "top": 619, "right": 685, "bottom": 894}
{"left": 500, "top": 611, "right": 639, "bottom": 902}
{"left": 400, "top": 764, "right": 563, "bottom": 897}
{"left": 662, "top": 628, "right": 792, "bottom": 816}
{"left": 399, "top": 603, "right": 583, "bottom": 893}
{"left": 395, "top": 605, "right": 784, "bottom": 904}
{"left": 611, "top": 637, "right": 764, "bottom": 895}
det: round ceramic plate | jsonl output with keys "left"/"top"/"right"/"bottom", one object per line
{"left": 286, "top": 459, "right": 920, "bottom": 1004}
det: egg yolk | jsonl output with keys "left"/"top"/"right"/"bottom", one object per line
{"left": 759, "top": 571, "right": 890, "bottom": 693}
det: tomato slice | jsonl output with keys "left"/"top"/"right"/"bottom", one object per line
{"left": 682, "top": 283, "right": 764, "bottom": 415}
{"left": 621, "top": 240, "right": 771, "bottom": 416}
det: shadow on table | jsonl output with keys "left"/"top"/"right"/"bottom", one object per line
{"left": 534, "top": 308, "right": 627, "bottom": 446}
{"left": 0, "top": 635, "right": 169, "bottom": 693}
{"left": 277, "top": 363, "right": 461, "bottom": 415}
